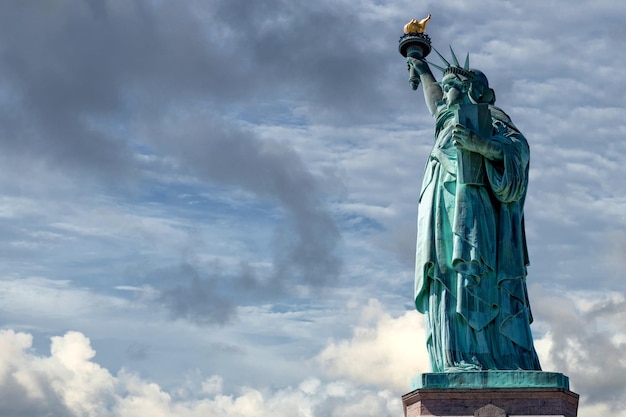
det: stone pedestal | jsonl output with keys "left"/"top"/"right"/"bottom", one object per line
{"left": 402, "top": 372, "right": 579, "bottom": 417}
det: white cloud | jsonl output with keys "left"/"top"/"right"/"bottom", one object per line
{"left": 1, "top": 290, "right": 626, "bottom": 417}
{"left": 0, "top": 329, "right": 112, "bottom": 417}
{"left": 201, "top": 375, "right": 224, "bottom": 395}
{"left": 0, "top": 329, "right": 403, "bottom": 417}
{"left": 531, "top": 287, "right": 626, "bottom": 412}
{"left": 316, "top": 299, "right": 428, "bottom": 392}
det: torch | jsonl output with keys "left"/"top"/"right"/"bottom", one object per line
{"left": 399, "top": 15, "right": 432, "bottom": 90}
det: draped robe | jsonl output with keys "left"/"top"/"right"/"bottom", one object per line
{"left": 414, "top": 104, "right": 542, "bottom": 372}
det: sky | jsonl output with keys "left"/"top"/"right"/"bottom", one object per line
{"left": 0, "top": 0, "right": 625, "bottom": 416}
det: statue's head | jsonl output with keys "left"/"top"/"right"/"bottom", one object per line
{"left": 432, "top": 47, "right": 496, "bottom": 105}
{"left": 441, "top": 66, "right": 495, "bottom": 105}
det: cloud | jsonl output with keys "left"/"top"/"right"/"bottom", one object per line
{"left": 0, "top": 0, "right": 400, "bottom": 182}
{"left": 123, "top": 109, "right": 343, "bottom": 323}
{"left": 140, "top": 112, "right": 343, "bottom": 288}
{"left": 0, "top": 0, "right": 348, "bottom": 325}
{"left": 0, "top": 329, "right": 403, "bottom": 417}
{"left": 531, "top": 286, "right": 626, "bottom": 412}
{"left": 2, "top": 291, "right": 626, "bottom": 417}
{"left": 316, "top": 299, "right": 428, "bottom": 392}
{"left": 0, "top": 1, "right": 625, "bottom": 417}
{"left": 313, "top": 293, "right": 626, "bottom": 414}
{"left": 154, "top": 263, "right": 238, "bottom": 326}
{"left": 602, "top": 230, "right": 626, "bottom": 288}
{"left": 0, "top": 330, "right": 112, "bottom": 417}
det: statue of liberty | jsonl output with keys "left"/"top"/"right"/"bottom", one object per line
{"left": 403, "top": 25, "right": 542, "bottom": 372}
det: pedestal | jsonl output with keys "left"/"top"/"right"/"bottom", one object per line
{"left": 403, "top": 372, "right": 579, "bottom": 417}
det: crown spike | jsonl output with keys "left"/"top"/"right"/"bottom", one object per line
{"left": 432, "top": 47, "right": 451, "bottom": 68}
{"left": 425, "top": 59, "right": 446, "bottom": 73}
{"left": 464, "top": 53, "right": 470, "bottom": 71}
{"left": 449, "top": 45, "right": 460, "bottom": 67}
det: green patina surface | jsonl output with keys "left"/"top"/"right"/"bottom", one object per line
{"left": 411, "top": 371, "right": 570, "bottom": 390}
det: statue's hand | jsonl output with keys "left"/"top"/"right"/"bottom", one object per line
{"left": 451, "top": 124, "right": 479, "bottom": 150}
{"left": 452, "top": 124, "right": 503, "bottom": 160}
{"left": 406, "top": 57, "right": 427, "bottom": 90}
{"left": 406, "top": 57, "right": 429, "bottom": 75}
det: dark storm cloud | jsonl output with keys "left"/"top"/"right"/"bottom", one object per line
{"left": 0, "top": 1, "right": 229, "bottom": 176}
{"left": 0, "top": 0, "right": 366, "bottom": 323}
{"left": 210, "top": 0, "right": 398, "bottom": 117}
{"left": 0, "top": 0, "right": 398, "bottom": 176}
{"left": 150, "top": 113, "right": 341, "bottom": 288}
{"left": 139, "top": 110, "right": 341, "bottom": 323}
{"left": 0, "top": 2, "right": 137, "bottom": 177}
{"left": 157, "top": 263, "right": 237, "bottom": 325}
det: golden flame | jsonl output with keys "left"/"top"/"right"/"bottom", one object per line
{"left": 404, "top": 14, "right": 431, "bottom": 34}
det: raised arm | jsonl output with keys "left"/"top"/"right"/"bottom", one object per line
{"left": 407, "top": 57, "right": 442, "bottom": 117}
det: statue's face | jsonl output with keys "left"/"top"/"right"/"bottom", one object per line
{"left": 441, "top": 74, "right": 468, "bottom": 106}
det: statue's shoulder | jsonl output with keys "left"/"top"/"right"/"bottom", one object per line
{"left": 488, "top": 105, "right": 512, "bottom": 124}
{"left": 489, "top": 105, "right": 522, "bottom": 134}
{"left": 488, "top": 105, "right": 529, "bottom": 154}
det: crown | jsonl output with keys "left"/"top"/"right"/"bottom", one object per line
{"left": 428, "top": 46, "right": 477, "bottom": 82}
{"left": 428, "top": 46, "right": 495, "bottom": 103}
